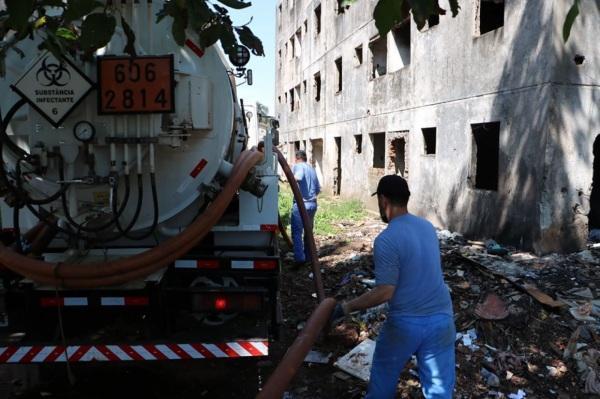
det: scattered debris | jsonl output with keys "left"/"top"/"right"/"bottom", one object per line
{"left": 279, "top": 217, "right": 600, "bottom": 397}
{"left": 475, "top": 293, "right": 509, "bottom": 320}
{"left": 333, "top": 339, "right": 376, "bottom": 382}
{"left": 480, "top": 367, "right": 500, "bottom": 387}
{"left": 569, "top": 302, "right": 595, "bottom": 322}
{"left": 304, "top": 350, "right": 332, "bottom": 364}
{"left": 507, "top": 389, "right": 527, "bottom": 399}
{"left": 486, "top": 240, "right": 509, "bottom": 256}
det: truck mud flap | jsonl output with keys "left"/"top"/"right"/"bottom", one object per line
{"left": 0, "top": 339, "right": 268, "bottom": 363}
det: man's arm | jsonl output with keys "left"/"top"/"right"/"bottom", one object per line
{"left": 342, "top": 285, "right": 395, "bottom": 314}
{"left": 293, "top": 164, "right": 304, "bottom": 182}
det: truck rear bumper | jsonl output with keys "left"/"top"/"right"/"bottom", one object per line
{"left": 0, "top": 339, "right": 268, "bottom": 363}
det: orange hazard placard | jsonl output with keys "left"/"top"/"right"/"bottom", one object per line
{"left": 97, "top": 55, "right": 174, "bottom": 114}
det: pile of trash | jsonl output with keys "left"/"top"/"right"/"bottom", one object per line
{"left": 278, "top": 219, "right": 600, "bottom": 398}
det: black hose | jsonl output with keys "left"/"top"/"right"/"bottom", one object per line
{"left": 13, "top": 204, "right": 22, "bottom": 254}
{"left": 0, "top": 99, "right": 27, "bottom": 159}
{"left": 0, "top": 101, "right": 68, "bottom": 206}
{"left": 112, "top": 173, "right": 144, "bottom": 237}
{"left": 125, "top": 173, "right": 159, "bottom": 240}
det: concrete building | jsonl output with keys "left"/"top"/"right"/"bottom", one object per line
{"left": 274, "top": 0, "right": 600, "bottom": 253}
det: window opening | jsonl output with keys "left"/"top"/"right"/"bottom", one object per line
{"left": 314, "top": 5, "right": 322, "bottom": 35}
{"left": 422, "top": 127, "right": 436, "bottom": 155}
{"left": 370, "top": 133, "right": 385, "bottom": 168}
{"left": 354, "top": 45, "right": 363, "bottom": 66}
{"left": 290, "top": 36, "right": 295, "bottom": 58}
{"left": 369, "top": 36, "right": 387, "bottom": 78}
{"left": 471, "top": 122, "right": 500, "bottom": 190}
{"left": 389, "top": 22, "right": 411, "bottom": 72}
{"left": 478, "top": 0, "right": 504, "bottom": 35}
{"left": 354, "top": 134, "right": 363, "bottom": 154}
{"left": 335, "top": 57, "right": 343, "bottom": 92}
{"left": 314, "top": 72, "right": 321, "bottom": 102}
{"left": 295, "top": 29, "right": 302, "bottom": 57}
{"left": 390, "top": 137, "right": 407, "bottom": 177}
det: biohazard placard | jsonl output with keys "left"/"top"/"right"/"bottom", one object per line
{"left": 11, "top": 53, "right": 94, "bottom": 128}
{"left": 97, "top": 55, "right": 174, "bottom": 115}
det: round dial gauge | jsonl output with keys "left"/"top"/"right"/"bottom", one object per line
{"left": 73, "top": 121, "right": 95, "bottom": 143}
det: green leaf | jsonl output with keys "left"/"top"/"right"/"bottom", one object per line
{"left": 55, "top": 27, "right": 77, "bottom": 41}
{"left": 235, "top": 25, "right": 263, "bottom": 56}
{"left": 187, "top": 0, "right": 212, "bottom": 30}
{"left": 6, "top": 0, "right": 34, "bottom": 31}
{"left": 121, "top": 17, "right": 137, "bottom": 57}
{"left": 63, "top": 0, "right": 103, "bottom": 22}
{"left": 448, "top": 0, "right": 460, "bottom": 17}
{"left": 171, "top": 11, "right": 187, "bottom": 46}
{"left": 215, "top": 0, "right": 252, "bottom": 10}
{"left": 373, "top": 0, "right": 404, "bottom": 37}
{"left": 407, "top": 0, "right": 438, "bottom": 30}
{"left": 220, "top": 24, "right": 237, "bottom": 55}
{"left": 197, "top": 23, "right": 223, "bottom": 49}
{"left": 34, "top": 16, "right": 48, "bottom": 29}
{"left": 79, "top": 13, "right": 116, "bottom": 51}
{"left": 563, "top": 0, "right": 580, "bottom": 42}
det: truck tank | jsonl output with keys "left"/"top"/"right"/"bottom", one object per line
{"left": 0, "top": 0, "right": 252, "bottom": 244}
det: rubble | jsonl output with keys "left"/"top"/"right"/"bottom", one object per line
{"left": 333, "top": 339, "right": 376, "bottom": 382}
{"left": 304, "top": 350, "right": 332, "bottom": 364}
{"left": 279, "top": 216, "right": 600, "bottom": 398}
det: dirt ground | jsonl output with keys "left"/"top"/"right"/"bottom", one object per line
{"left": 4, "top": 215, "right": 600, "bottom": 398}
{"left": 277, "top": 216, "right": 600, "bottom": 399}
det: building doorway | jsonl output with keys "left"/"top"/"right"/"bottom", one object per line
{"left": 333, "top": 137, "right": 342, "bottom": 195}
{"left": 390, "top": 137, "right": 407, "bottom": 177}
{"left": 310, "top": 139, "right": 324, "bottom": 185}
{"left": 589, "top": 135, "right": 600, "bottom": 236}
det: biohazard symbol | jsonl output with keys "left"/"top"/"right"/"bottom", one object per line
{"left": 35, "top": 57, "right": 71, "bottom": 87}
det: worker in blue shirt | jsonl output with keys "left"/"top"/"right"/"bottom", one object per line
{"left": 291, "top": 150, "right": 320, "bottom": 267}
{"left": 330, "top": 175, "right": 455, "bottom": 398}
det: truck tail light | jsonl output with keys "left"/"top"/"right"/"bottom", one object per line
{"left": 260, "top": 224, "right": 278, "bottom": 232}
{"left": 174, "top": 259, "right": 220, "bottom": 269}
{"left": 214, "top": 297, "right": 228, "bottom": 311}
{"left": 194, "top": 294, "right": 262, "bottom": 312}
{"left": 253, "top": 260, "right": 277, "bottom": 270}
{"left": 231, "top": 260, "right": 278, "bottom": 270}
{"left": 197, "top": 259, "right": 220, "bottom": 269}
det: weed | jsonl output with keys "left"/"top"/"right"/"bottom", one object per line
{"left": 278, "top": 186, "right": 366, "bottom": 236}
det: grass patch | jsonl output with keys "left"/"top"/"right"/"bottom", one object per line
{"left": 278, "top": 186, "right": 366, "bottom": 236}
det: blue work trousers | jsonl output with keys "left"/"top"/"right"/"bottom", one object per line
{"left": 366, "top": 313, "right": 456, "bottom": 399}
{"left": 290, "top": 201, "right": 317, "bottom": 263}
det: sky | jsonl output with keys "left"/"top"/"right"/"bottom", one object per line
{"left": 230, "top": 0, "right": 276, "bottom": 114}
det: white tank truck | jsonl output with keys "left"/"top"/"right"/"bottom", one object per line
{"left": 0, "top": 0, "right": 280, "bottom": 364}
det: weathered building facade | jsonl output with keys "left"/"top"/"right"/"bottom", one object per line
{"left": 275, "top": 0, "right": 600, "bottom": 253}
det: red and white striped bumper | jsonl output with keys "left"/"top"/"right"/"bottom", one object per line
{"left": 0, "top": 340, "right": 268, "bottom": 363}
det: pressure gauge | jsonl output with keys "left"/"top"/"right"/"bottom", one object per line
{"left": 73, "top": 121, "right": 96, "bottom": 143}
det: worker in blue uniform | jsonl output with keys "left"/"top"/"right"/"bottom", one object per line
{"left": 290, "top": 149, "right": 320, "bottom": 267}
{"left": 330, "top": 175, "right": 455, "bottom": 398}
